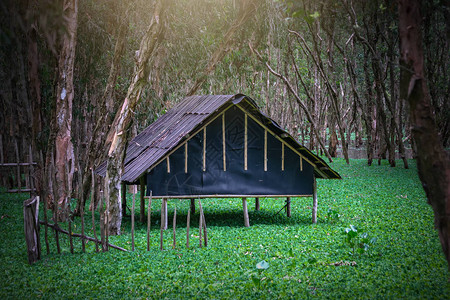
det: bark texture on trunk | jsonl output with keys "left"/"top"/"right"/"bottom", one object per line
{"left": 45, "top": 0, "right": 78, "bottom": 221}
{"left": 105, "top": 0, "right": 166, "bottom": 235}
{"left": 399, "top": 0, "right": 450, "bottom": 271}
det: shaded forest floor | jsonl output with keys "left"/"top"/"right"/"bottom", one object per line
{"left": 0, "top": 158, "right": 449, "bottom": 299}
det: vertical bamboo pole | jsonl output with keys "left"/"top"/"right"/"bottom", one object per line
{"left": 244, "top": 114, "right": 248, "bottom": 170}
{"left": 121, "top": 182, "right": 127, "bottom": 216}
{"left": 14, "top": 138, "right": 21, "bottom": 192}
{"left": 255, "top": 197, "right": 260, "bottom": 211}
{"left": 140, "top": 177, "right": 145, "bottom": 223}
{"left": 202, "top": 128, "right": 206, "bottom": 171}
{"left": 264, "top": 130, "right": 267, "bottom": 172}
{"left": 0, "top": 134, "right": 6, "bottom": 187}
{"left": 185, "top": 143, "right": 188, "bottom": 173}
{"left": 198, "top": 200, "right": 203, "bottom": 248}
{"left": 131, "top": 189, "right": 135, "bottom": 251}
{"left": 147, "top": 191, "right": 152, "bottom": 251}
{"left": 52, "top": 162, "right": 61, "bottom": 254}
{"left": 312, "top": 177, "right": 318, "bottom": 224}
{"left": 99, "top": 191, "right": 105, "bottom": 252}
{"left": 28, "top": 145, "right": 35, "bottom": 196}
{"left": 80, "top": 198, "right": 86, "bottom": 253}
{"left": 186, "top": 207, "right": 191, "bottom": 248}
{"left": 163, "top": 198, "right": 168, "bottom": 230}
{"left": 281, "top": 143, "right": 285, "bottom": 171}
{"left": 172, "top": 207, "right": 177, "bottom": 249}
{"left": 222, "top": 113, "right": 226, "bottom": 171}
{"left": 67, "top": 196, "right": 74, "bottom": 254}
{"left": 166, "top": 157, "right": 170, "bottom": 173}
{"left": 24, "top": 137, "right": 29, "bottom": 190}
{"left": 286, "top": 197, "right": 291, "bottom": 218}
{"left": 160, "top": 198, "right": 165, "bottom": 250}
{"left": 242, "top": 198, "right": 250, "bottom": 227}
{"left": 199, "top": 200, "right": 207, "bottom": 247}
{"left": 91, "top": 169, "right": 99, "bottom": 252}
{"left": 300, "top": 156, "right": 303, "bottom": 172}
{"left": 104, "top": 190, "right": 109, "bottom": 251}
{"left": 190, "top": 198, "right": 195, "bottom": 215}
{"left": 42, "top": 190, "right": 50, "bottom": 255}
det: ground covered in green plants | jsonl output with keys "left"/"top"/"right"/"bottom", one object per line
{"left": 1, "top": 159, "right": 449, "bottom": 299}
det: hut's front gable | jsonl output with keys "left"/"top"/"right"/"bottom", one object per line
{"left": 146, "top": 105, "right": 314, "bottom": 197}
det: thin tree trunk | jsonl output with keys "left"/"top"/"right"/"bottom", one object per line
{"left": 81, "top": 12, "right": 129, "bottom": 213}
{"left": 105, "top": 0, "right": 166, "bottom": 235}
{"left": 398, "top": 0, "right": 450, "bottom": 271}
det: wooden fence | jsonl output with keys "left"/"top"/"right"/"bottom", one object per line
{"left": 24, "top": 191, "right": 208, "bottom": 264}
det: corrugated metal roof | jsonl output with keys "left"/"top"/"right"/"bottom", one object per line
{"left": 95, "top": 94, "right": 341, "bottom": 182}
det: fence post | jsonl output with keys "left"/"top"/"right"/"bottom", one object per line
{"left": 23, "top": 196, "right": 41, "bottom": 264}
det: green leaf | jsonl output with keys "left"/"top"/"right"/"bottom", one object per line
{"left": 256, "top": 260, "right": 269, "bottom": 270}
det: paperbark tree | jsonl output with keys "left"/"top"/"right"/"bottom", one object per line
{"left": 105, "top": 0, "right": 166, "bottom": 235}
{"left": 78, "top": 11, "right": 129, "bottom": 214}
{"left": 398, "top": 0, "right": 450, "bottom": 270}
{"left": 44, "top": 0, "right": 78, "bottom": 221}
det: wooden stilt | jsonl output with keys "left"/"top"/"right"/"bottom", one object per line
{"left": 312, "top": 177, "right": 318, "bottom": 224}
{"left": 131, "top": 190, "right": 135, "bottom": 251}
{"left": 140, "top": 177, "right": 145, "bottom": 223}
{"left": 199, "top": 200, "right": 207, "bottom": 247}
{"left": 121, "top": 183, "right": 127, "bottom": 216}
{"left": 286, "top": 197, "right": 291, "bottom": 218}
{"left": 147, "top": 191, "right": 152, "bottom": 251}
{"left": 255, "top": 197, "right": 260, "bottom": 211}
{"left": 186, "top": 207, "right": 191, "bottom": 248}
{"left": 160, "top": 198, "right": 166, "bottom": 250}
{"left": 198, "top": 199, "right": 203, "bottom": 248}
{"left": 190, "top": 198, "right": 195, "bottom": 215}
{"left": 163, "top": 199, "right": 168, "bottom": 230}
{"left": 172, "top": 207, "right": 177, "bottom": 249}
{"left": 242, "top": 198, "right": 250, "bottom": 227}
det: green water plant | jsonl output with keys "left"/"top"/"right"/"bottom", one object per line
{"left": 344, "top": 225, "right": 377, "bottom": 255}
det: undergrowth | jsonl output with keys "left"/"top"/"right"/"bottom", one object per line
{"left": 0, "top": 159, "right": 449, "bottom": 299}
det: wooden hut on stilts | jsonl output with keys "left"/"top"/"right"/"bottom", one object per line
{"left": 96, "top": 94, "right": 341, "bottom": 227}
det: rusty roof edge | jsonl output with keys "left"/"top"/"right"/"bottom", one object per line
{"left": 121, "top": 94, "right": 237, "bottom": 182}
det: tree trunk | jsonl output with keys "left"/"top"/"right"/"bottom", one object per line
{"left": 81, "top": 12, "right": 129, "bottom": 214}
{"left": 45, "top": 0, "right": 78, "bottom": 222}
{"left": 398, "top": 0, "right": 450, "bottom": 271}
{"left": 105, "top": 0, "right": 166, "bottom": 235}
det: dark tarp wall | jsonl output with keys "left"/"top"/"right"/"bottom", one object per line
{"left": 146, "top": 106, "right": 314, "bottom": 197}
